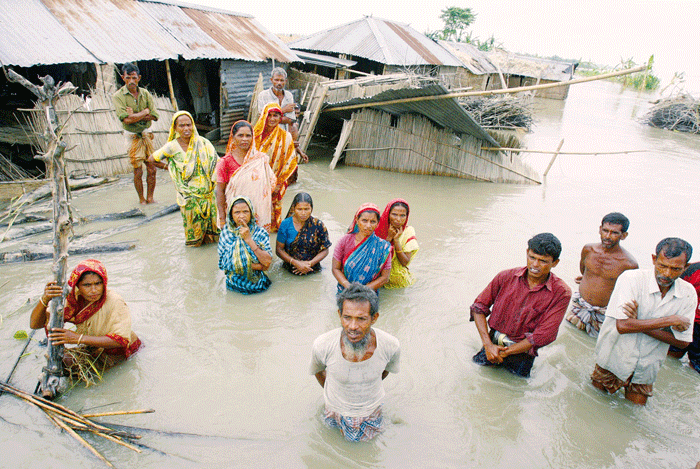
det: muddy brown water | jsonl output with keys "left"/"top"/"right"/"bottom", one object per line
{"left": 1, "top": 81, "right": 699, "bottom": 468}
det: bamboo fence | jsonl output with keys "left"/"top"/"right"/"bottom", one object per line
{"left": 20, "top": 89, "right": 175, "bottom": 177}
{"left": 342, "top": 108, "right": 540, "bottom": 184}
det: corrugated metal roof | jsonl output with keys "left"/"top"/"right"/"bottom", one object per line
{"left": 439, "top": 41, "right": 498, "bottom": 75}
{"left": 179, "top": 8, "right": 299, "bottom": 62}
{"left": 292, "top": 50, "right": 357, "bottom": 68}
{"left": 289, "top": 17, "right": 463, "bottom": 67}
{"left": 0, "top": 0, "right": 98, "bottom": 67}
{"left": 0, "top": 0, "right": 299, "bottom": 67}
{"left": 323, "top": 84, "right": 499, "bottom": 146}
{"left": 41, "top": 0, "right": 184, "bottom": 63}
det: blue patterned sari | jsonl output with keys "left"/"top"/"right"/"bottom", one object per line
{"left": 340, "top": 233, "right": 390, "bottom": 292}
{"left": 218, "top": 196, "right": 271, "bottom": 294}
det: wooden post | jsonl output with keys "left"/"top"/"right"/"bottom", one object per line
{"left": 543, "top": 139, "right": 565, "bottom": 179}
{"left": 3, "top": 68, "right": 75, "bottom": 399}
{"left": 330, "top": 118, "right": 354, "bottom": 170}
{"left": 165, "top": 59, "right": 178, "bottom": 112}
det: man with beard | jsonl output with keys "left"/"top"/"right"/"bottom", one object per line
{"left": 566, "top": 212, "right": 638, "bottom": 337}
{"left": 310, "top": 283, "right": 400, "bottom": 441}
{"left": 592, "top": 238, "right": 696, "bottom": 405}
{"left": 257, "top": 67, "right": 308, "bottom": 162}
{"left": 470, "top": 233, "right": 572, "bottom": 378}
{"left": 112, "top": 63, "right": 159, "bottom": 204}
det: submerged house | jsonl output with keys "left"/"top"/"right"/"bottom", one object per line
{"left": 438, "top": 41, "right": 500, "bottom": 91}
{"left": 0, "top": 0, "right": 299, "bottom": 180}
{"left": 287, "top": 16, "right": 466, "bottom": 86}
{"left": 486, "top": 50, "right": 578, "bottom": 100}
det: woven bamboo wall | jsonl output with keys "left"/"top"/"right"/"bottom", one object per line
{"left": 343, "top": 109, "right": 540, "bottom": 184}
{"left": 22, "top": 89, "right": 174, "bottom": 177}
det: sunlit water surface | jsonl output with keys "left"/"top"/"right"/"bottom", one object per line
{"left": 1, "top": 81, "right": 699, "bottom": 468}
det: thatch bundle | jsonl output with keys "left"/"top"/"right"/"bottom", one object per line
{"left": 642, "top": 95, "right": 700, "bottom": 134}
{"left": 460, "top": 96, "right": 533, "bottom": 131}
{"left": 0, "top": 152, "right": 34, "bottom": 181}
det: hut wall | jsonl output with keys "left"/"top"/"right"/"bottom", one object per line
{"left": 220, "top": 60, "right": 274, "bottom": 137}
{"left": 438, "top": 66, "right": 489, "bottom": 90}
{"left": 342, "top": 108, "right": 540, "bottom": 184}
{"left": 485, "top": 75, "right": 568, "bottom": 100}
{"left": 22, "top": 89, "right": 174, "bottom": 177}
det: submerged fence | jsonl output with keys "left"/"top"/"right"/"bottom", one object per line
{"left": 343, "top": 109, "right": 540, "bottom": 184}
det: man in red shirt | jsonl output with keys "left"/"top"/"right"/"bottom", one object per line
{"left": 470, "top": 233, "right": 572, "bottom": 377}
{"left": 668, "top": 261, "right": 700, "bottom": 373}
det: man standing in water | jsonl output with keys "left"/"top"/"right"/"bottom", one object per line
{"left": 470, "top": 233, "right": 572, "bottom": 378}
{"left": 592, "top": 238, "right": 696, "bottom": 405}
{"left": 566, "top": 213, "right": 638, "bottom": 337}
{"left": 310, "top": 283, "right": 400, "bottom": 441}
{"left": 112, "top": 62, "right": 159, "bottom": 204}
{"left": 257, "top": 67, "right": 308, "bottom": 162}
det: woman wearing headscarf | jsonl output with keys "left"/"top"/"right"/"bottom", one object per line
{"left": 215, "top": 120, "right": 277, "bottom": 231}
{"left": 30, "top": 259, "right": 141, "bottom": 368}
{"left": 253, "top": 102, "right": 298, "bottom": 232}
{"left": 218, "top": 196, "right": 272, "bottom": 294}
{"left": 148, "top": 111, "right": 219, "bottom": 246}
{"left": 276, "top": 192, "right": 331, "bottom": 275}
{"left": 332, "top": 203, "right": 391, "bottom": 292}
{"left": 376, "top": 198, "right": 419, "bottom": 288}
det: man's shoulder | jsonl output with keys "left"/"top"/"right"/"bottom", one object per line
{"left": 548, "top": 272, "right": 572, "bottom": 295}
{"left": 374, "top": 328, "right": 399, "bottom": 346}
{"left": 313, "top": 328, "right": 341, "bottom": 349}
{"left": 112, "top": 85, "right": 128, "bottom": 99}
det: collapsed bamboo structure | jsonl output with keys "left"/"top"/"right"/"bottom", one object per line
{"left": 341, "top": 109, "right": 540, "bottom": 184}
{"left": 20, "top": 88, "right": 175, "bottom": 177}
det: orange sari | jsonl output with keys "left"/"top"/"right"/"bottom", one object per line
{"left": 253, "top": 103, "right": 297, "bottom": 232}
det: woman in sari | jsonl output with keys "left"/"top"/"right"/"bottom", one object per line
{"left": 376, "top": 198, "right": 419, "bottom": 288}
{"left": 276, "top": 192, "right": 331, "bottom": 275}
{"left": 30, "top": 259, "right": 141, "bottom": 370}
{"left": 215, "top": 121, "right": 276, "bottom": 231}
{"left": 253, "top": 102, "right": 298, "bottom": 232}
{"left": 332, "top": 203, "right": 391, "bottom": 292}
{"left": 148, "top": 111, "right": 218, "bottom": 246}
{"left": 218, "top": 196, "right": 272, "bottom": 294}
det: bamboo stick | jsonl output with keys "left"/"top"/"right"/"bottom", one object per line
{"left": 165, "top": 59, "right": 178, "bottom": 112}
{"left": 325, "top": 65, "right": 647, "bottom": 112}
{"left": 45, "top": 411, "right": 115, "bottom": 468}
{"left": 543, "top": 139, "right": 565, "bottom": 178}
{"left": 82, "top": 409, "right": 155, "bottom": 418}
{"left": 90, "top": 430, "right": 142, "bottom": 453}
{"left": 481, "top": 147, "right": 649, "bottom": 155}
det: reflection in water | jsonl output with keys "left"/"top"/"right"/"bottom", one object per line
{"left": 1, "top": 81, "right": 699, "bottom": 468}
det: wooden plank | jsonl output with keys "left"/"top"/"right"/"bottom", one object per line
{"left": 330, "top": 119, "right": 354, "bottom": 170}
{"left": 298, "top": 83, "right": 328, "bottom": 153}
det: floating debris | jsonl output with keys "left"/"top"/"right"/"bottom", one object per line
{"left": 642, "top": 94, "right": 700, "bottom": 134}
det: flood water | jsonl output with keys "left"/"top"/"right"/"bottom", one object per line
{"left": 1, "top": 80, "right": 699, "bottom": 468}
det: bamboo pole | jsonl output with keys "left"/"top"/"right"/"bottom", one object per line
{"left": 82, "top": 409, "right": 155, "bottom": 419}
{"left": 165, "top": 59, "right": 178, "bottom": 112}
{"left": 543, "top": 139, "right": 565, "bottom": 178}
{"left": 45, "top": 412, "right": 115, "bottom": 468}
{"left": 481, "top": 147, "right": 649, "bottom": 155}
{"left": 324, "top": 65, "right": 647, "bottom": 113}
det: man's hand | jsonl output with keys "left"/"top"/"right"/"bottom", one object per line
{"left": 621, "top": 300, "right": 638, "bottom": 319}
{"left": 670, "top": 315, "right": 691, "bottom": 332}
{"left": 280, "top": 103, "right": 295, "bottom": 114}
{"left": 484, "top": 342, "right": 506, "bottom": 364}
{"left": 126, "top": 106, "right": 134, "bottom": 115}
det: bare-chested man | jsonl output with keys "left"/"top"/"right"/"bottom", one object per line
{"left": 566, "top": 212, "right": 638, "bottom": 337}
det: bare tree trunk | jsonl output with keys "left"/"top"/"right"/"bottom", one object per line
{"left": 4, "top": 67, "right": 77, "bottom": 398}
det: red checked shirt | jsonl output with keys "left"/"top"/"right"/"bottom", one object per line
{"left": 470, "top": 267, "right": 572, "bottom": 356}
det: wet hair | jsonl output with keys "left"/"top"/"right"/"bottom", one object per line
{"left": 270, "top": 67, "right": 287, "bottom": 79}
{"left": 527, "top": 233, "right": 562, "bottom": 261}
{"left": 358, "top": 209, "right": 380, "bottom": 222}
{"left": 291, "top": 192, "right": 313, "bottom": 210}
{"left": 656, "top": 237, "right": 692, "bottom": 262}
{"left": 336, "top": 283, "right": 379, "bottom": 317}
{"left": 231, "top": 120, "right": 253, "bottom": 136}
{"left": 601, "top": 212, "right": 630, "bottom": 232}
{"left": 121, "top": 62, "right": 139, "bottom": 76}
